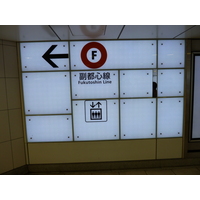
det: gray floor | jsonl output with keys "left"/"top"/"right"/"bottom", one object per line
{"left": 28, "top": 165, "right": 200, "bottom": 175}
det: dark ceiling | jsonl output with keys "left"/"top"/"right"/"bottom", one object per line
{"left": 0, "top": 25, "right": 200, "bottom": 42}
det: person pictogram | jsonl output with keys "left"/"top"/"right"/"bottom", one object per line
{"left": 90, "top": 102, "right": 102, "bottom": 120}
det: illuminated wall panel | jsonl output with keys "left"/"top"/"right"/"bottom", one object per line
{"left": 22, "top": 72, "right": 71, "bottom": 115}
{"left": 120, "top": 70, "right": 153, "bottom": 98}
{"left": 157, "top": 98, "right": 183, "bottom": 138}
{"left": 26, "top": 115, "right": 73, "bottom": 142}
{"left": 158, "top": 40, "right": 185, "bottom": 68}
{"left": 70, "top": 40, "right": 156, "bottom": 70}
{"left": 158, "top": 69, "right": 184, "bottom": 97}
{"left": 73, "top": 100, "right": 119, "bottom": 141}
{"left": 71, "top": 71, "right": 118, "bottom": 99}
{"left": 20, "top": 42, "right": 69, "bottom": 71}
{"left": 120, "top": 99, "right": 156, "bottom": 139}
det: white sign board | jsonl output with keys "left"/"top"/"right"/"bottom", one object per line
{"left": 70, "top": 40, "right": 157, "bottom": 70}
{"left": 158, "top": 40, "right": 185, "bottom": 68}
{"left": 73, "top": 100, "right": 119, "bottom": 141}
{"left": 71, "top": 70, "right": 118, "bottom": 99}
{"left": 20, "top": 42, "right": 69, "bottom": 71}
{"left": 26, "top": 115, "right": 72, "bottom": 142}
{"left": 120, "top": 70, "right": 153, "bottom": 98}
{"left": 158, "top": 69, "right": 184, "bottom": 97}
{"left": 120, "top": 99, "right": 156, "bottom": 139}
{"left": 22, "top": 72, "right": 71, "bottom": 115}
{"left": 157, "top": 98, "right": 183, "bottom": 138}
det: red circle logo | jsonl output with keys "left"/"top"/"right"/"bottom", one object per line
{"left": 81, "top": 42, "right": 107, "bottom": 69}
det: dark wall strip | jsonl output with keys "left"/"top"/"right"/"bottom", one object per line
{"left": 117, "top": 25, "right": 125, "bottom": 39}
{"left": 174, "top": 25, "right": 196, "bottom": 39}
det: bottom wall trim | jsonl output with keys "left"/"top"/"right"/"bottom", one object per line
{"left": 28, "top": 158, "right": 200, "bottom": 173}
{"left": 2, "top": 158, "right": 200, "bottom": 174}
{"left": 188, "top": 150, "right": 200, "bottom": 153}
{"left": 1, "top": 165, "right": 29, "bottom": 175}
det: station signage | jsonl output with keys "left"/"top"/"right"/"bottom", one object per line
{"left": 20, "top": 42, "right": 69, "bottom": 71}
{"left": 70, "top": 40, "right": 157, "bottom": 70}
{"left": 20, "top": 40, "right": 185, "bottom": 142}
{"left": 81, "top": 42, "right": 107, "bottom": 69}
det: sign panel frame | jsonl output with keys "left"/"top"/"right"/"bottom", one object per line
{"left": 191, "top": 53, "right": 200, "bottom": 140}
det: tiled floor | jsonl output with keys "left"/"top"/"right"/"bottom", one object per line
{"left": 29, "top": 165, "right": 200, "bottom": 175}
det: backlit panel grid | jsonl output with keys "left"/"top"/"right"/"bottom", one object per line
{"left": 156, "top": 40, "right": 185, "bottom": 139}
{"left": 20, "top": 41, "right": 72, "bottom": 143}
{"left": 20, "top": 40, "right": 185, "bottom": 143}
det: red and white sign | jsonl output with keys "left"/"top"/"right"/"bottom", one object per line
{"left": 81, "top": 42, "right": 107, "bottom": 69}
{"left": 70, "top": 40, "right": 157, "bottom": 70}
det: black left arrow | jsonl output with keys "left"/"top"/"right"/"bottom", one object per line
{"left": 42, "top": 45, "right": 69, "bottom": 68}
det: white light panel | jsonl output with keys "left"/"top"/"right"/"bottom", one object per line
{"left": 158, "top": 69, "right": 184, "bottom": 97}
{"left": 120, "top": 70, "right": 153, "bottom": 98}
{"left": 71, "top": 71, "right": 118, "bottom": 99}
{"left": 120, "top": 99, "right": 156, "bottom": 139}
{"left": 158, "top": 40, "right": 185, "bottom": 68}
{"left": 20, "top": 42, "right": 69, "bottom": 71}
{"left": 73, "top": 100, "right": 119, "bottom": 141}
{"left": 70, "top": 40, "right": 156, "bottom": 70}
{"left": 157, "top": 98, "right": 183, "bottom": 138}
{"left": 22, "top": 72, "right": 71, "bottom": 115}
{"left": 26, "top": 115, "right": 73, "bottom": 142}
{"left": 192, "top": 55, "right": 200, "bottom": 139}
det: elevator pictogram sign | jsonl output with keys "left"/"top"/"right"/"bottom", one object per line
{"left": 81, "top": 42, "right": 107, "bottom": 69}
{"left": 85, "top": 100, "right": 107, "bottom": 122}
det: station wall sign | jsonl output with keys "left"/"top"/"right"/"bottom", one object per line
{"left": 70, "top": 40, "right": 157, "bottom": 70}
{"left": 73, "top": 100, "right": 119, "bottom": 141}
{"left": 20, "top": 40, "right": 185, "bottom": 142}
{"left": 20, "top": 40, "right": 185, "bottom": 71}
{"left": 20, "top": 42, "right": 69, "bottom": 71}
{"left": 71, "top": 70, "right": 118, "bottom": 99}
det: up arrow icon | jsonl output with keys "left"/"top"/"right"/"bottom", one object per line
{"left": 42, "top": 45, "right": 69, "bottom": 68}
